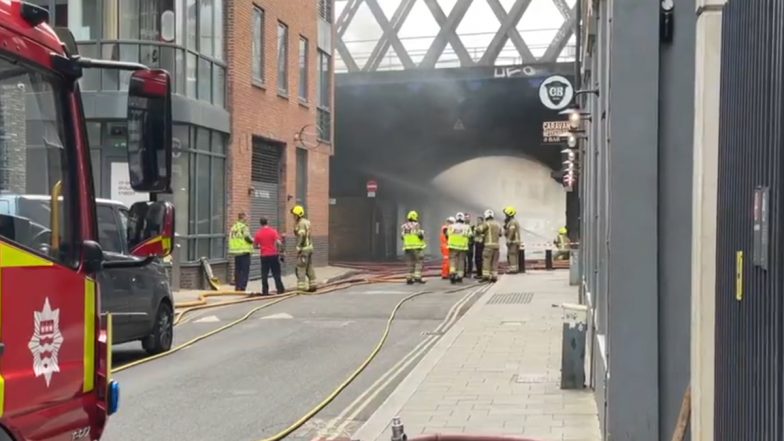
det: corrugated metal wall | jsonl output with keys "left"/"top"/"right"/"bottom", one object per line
{"left": 715, "top": 1, "right": 784, "bottom": 439}
{"left": 250, "top": 141, "right": 282, "bottom": 280}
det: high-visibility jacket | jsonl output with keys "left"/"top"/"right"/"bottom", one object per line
{"left": 401, "top": 221, "right": 426, "bottom": 250}
{"left": 556, "top": 233, "right": 570, "bottom": 250}
{"left": 505, "top": 218, "right": 521, "bottom": 245}
{"left": 229, "top": 221, "right": 253, "bottom": 255}
{"left": 474, "top": 221, "right": 485, "bottom": 244}
{"left": 447, "top": 223, "right": 470, "bottom": 251}
{"left": 482, "top": 220, "right": 503, "bottom": 249}
{"left": 440, "top": 225, "right": 449, "bottom": 254}
{"left": 295, "top": 218, "right": 314, "bottom": 253}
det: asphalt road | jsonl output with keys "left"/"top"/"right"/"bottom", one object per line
{"left": 102, "top": 279, "right": 487, "bottom": 441}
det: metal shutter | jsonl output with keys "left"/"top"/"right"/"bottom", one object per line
{"left": 249, "top": 141, "right": 281, "bottom": 280}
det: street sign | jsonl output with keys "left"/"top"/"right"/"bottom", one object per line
{"left": 367, "top": 180, "right": 378, "bottom": 198}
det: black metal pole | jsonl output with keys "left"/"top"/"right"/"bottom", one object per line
{"left": 545, "top": 249, "right": 554, "bottom": 270}
{"left": 519, "top": 248, "right": 526, "bottom": 273}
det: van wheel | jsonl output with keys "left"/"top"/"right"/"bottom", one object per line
{"left": 142, "top": 303, "right": 173, "bottom": 355}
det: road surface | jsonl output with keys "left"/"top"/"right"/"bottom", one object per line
{"left": 102, "top": 280, "right": 485, "bottom": 441}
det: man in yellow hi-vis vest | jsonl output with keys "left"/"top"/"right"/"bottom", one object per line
{"left": 292, "top": 205, "right": 317, "bottom": 292}
{"left": 401, "top": 210, "right": 427, "bottom": 284}
{"left": 229, "top": 212, "right": 254, "bottom": 291}
{"left": 554, "top": 226, "right": 570, "bottom": 261}
{"left": 447, "top": 212, "right": 471, "bottom": 283}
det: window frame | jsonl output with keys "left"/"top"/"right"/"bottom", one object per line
{"left": 252, "top": 5, "right": 265, "bottom": 85}
{"left": 298, "top": 36, "right": 309, "bottom": 102}
{"left": 277, "top": 21, "right": 289, "bottom": 95}
{"left": 96, "top": 204, "right": 125, "bottom": 255}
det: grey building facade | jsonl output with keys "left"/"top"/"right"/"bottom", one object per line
{"left": 578, "top": 0, "right": 695, "bottom": 439}
{"left": 32, "top": 0, "right": 231, "bottom": 287}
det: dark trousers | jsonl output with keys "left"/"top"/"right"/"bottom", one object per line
{"left": 474, "top": 243, "right": 484, "bottom": 277}
{"left": 261, "top": 255, "right": 285, "bottom": 295}
{"left": 465, "top": 243, "right": 474, "bottom": 277}
{"left": 234, "top": 253, "right": 251, "bottom": 291}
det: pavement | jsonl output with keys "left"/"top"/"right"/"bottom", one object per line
{"left": 104, "top": 279, "right": 486, "bottom": 441}
{"left": 352, "top": 271, "right": 601, "bottom": 441}
{"left": 172, "top": 265, "right": 358, "bottom": 306}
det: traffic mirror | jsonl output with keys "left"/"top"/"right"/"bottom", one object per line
{"left": 126, "top": 69, "right": 172, "bottom": 194}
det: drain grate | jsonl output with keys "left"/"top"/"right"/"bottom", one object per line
{"left": 487, "top": 292, "right": 534, "bottom": 305}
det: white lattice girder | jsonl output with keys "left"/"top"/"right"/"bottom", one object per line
{"left": 335, "top": 0, "right": 577, "bottom": 72}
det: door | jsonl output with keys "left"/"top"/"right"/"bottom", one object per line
{"left": 250, "top": 140, "right": 282, "bottom": 280}
{"left": 0, "top": 58, "right": 97, "bottom": 437}
{"left": 116, "top": 206, "right": 155, "bottom": 337}
{"left": 96, "top": 204, "right": 138, "bottom": 342}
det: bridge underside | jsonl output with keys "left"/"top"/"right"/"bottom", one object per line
{"left": 330, "top": 64, "right": 578, "bottom": 261}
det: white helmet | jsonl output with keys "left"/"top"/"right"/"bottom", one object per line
{"left": 484, "top": 209, "right": 495, "bottom": 219}
{"left": 455, "top": 212, "right": 465, "bottom": 222}
{"left": 447, "top": 216, "right": 456, "bottom": 224}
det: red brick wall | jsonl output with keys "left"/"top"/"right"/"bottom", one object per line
{"left": 226, "top": 0, "right": 332, "bottom": 264}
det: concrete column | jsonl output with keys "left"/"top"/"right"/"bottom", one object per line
{"left": 690, "top": 1, "right": 725, "bottom": 440}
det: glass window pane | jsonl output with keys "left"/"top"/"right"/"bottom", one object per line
{"left": 299, "top": 37, "right": 308, "bottom": 101}
{"left": 160, "top": 46, "right": 176, "bottom": 78}
{"left": 211, "top": 156, "right": 224, "bottom": 234}
{"left": 67, "top": 0, "right": 101, "bottom": 40}
{"left": 186, "top": 52, "right": 197, "bottom": 98}
{"left": 78, "top": 43, "right": 100, "bottom": 90}
{"left": 119, "top": 0, "right": 140, "bottom": 39}
{"left": 252, "top": 7, "right": 264, "bottom": 82}
{"left": 196, "top": 127, "right": 210, "bottom": 152}
{"left": 212, "top": 65, "right": 225, "bottom": 107}
{"left": 197, "top": 238, "right": 210, "bottom": 259}
{"left": 319, "top": 51, "right": 331, "bottom": 107}
{"left": 200, "top": 0, "right": 214, "bottom": 57}
{"left": 214, "top": 0, "right": 224, "bottom": 60}
{"left": 277, "top": 22, "right": 288, "bottom": 93}
{"left": 211, "top": 131, "right": 226, "bottom": 154}
{"left": 175, "top": 48, "right": 186, "bottom": 95}
{"left": 101, "top": 43, "right": 120, "bottom": 91}
{"left": 198, "top": 57, "right": 211, "bottom": 101}
{"left": 185, "top": 0, "right": 197, "bottom": 50}
{"left": 97, "top": 206, "right": 123, "bottom": 253}
{"left": 176, "top": 0, "right": 184, "bottom": 45}
{"left": 91, "top": 149, "right": 102, "bottom": 196}
{"left": 296, "top": 148, "right": 307, "bottom": 209}
{"left": 140, "top": 44, "right": 159, "bottom": 68}
{"left": 119, "top": 44, "right": 138, "bottom": 91}
{"left": 139, "top": 0, "right": 164, "bottom": 40}
{"left": 172, "top": 125, "right": 190, "bottom": 237}
{"left": 210, "top": 237, "right": 225, "bottom": 259}
{"left": 196, "top": 155, "right": 210, "bottom": 235}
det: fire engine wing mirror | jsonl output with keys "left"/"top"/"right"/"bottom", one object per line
{"left": 127, "top": 201, "right": 175, "bottom": 259}
{"left": 126, "top": 69, "right": 172, "bottom": 193}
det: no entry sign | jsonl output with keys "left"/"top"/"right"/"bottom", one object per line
{"left": 366, "top": 180, "right": 378, "bottom": 198}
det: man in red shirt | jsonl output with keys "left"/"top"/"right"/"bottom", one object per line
{"left": 253, "top": 217, "right": 285, "bottom": 295}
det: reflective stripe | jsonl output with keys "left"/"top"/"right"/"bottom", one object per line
{"left": 106, "top": 313, "right": 113, "bottom": 381}
{"left": 0, "top": 268, "right": 3, "bottom": 417}
{"left": 83, "top": 279, "right": 95, "bottom": 393}
{"left": 0, "top": 243, "right": 53, "bottom": 268}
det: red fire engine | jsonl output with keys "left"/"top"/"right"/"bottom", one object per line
{"left": 0, "top": 1, "right": 175, "bottom": 440}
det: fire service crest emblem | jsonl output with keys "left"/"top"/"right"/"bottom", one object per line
{"left": 28, "top": 298, "right": 64, "bottom": 387}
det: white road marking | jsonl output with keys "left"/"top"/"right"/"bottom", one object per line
{"left": 260, "top": 313, "right": 294, "bottom": 320}
{"left": 193, "top": 315, "right": 220, "bottom": 323}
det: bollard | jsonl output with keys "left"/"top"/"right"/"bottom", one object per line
{"left": 545, "top": 249, "right": 554, "bottom": 270}
{"left": 391, "top": 417, "right": 407, "bottom": 441}
{"left": 561, "top": 303, "right": 588, "bottom": 389}
{"left": 519, "top": 248, "right": 526, "bottom": 273}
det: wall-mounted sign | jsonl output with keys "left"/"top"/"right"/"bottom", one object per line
{"left": 542, "top": 120, "right": 570, "bottom": 144}
{"left": 539, "top": 75, "right": 574, "bottom": 110}
{"left": 367, "top": 180, "right": 378, "bottom": 198}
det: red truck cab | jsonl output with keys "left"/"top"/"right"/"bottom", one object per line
{"left": 0, "top": 1, "right": 175, "bottom": 440}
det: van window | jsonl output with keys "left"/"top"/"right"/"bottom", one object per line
{"left": 97, "top": 206, "right": 123, "bottom": 254}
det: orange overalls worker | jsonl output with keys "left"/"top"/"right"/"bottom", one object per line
{"left": 440, "top": 216, "right": 456, "bottom": 279}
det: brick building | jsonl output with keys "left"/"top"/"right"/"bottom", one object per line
{"left": 225, "top": 0, "right": 334, "bottom": 283}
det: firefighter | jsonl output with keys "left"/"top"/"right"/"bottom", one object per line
{"left": 440, "top": 216, "right": 455, "bottom": 279}
{"left": 401, "top": 210, "right": 427, "bottom": 284}
{"left": 503, "top": 206, "right": 522, "bottom": 273}
{"left": 291, "top": 205, "right": 317, "bottom": 292}
{"left": 228, "top": 212, "right": 254, "bottom": 291}
{"left": 481, "top": 209, "right": 502, "bottom": 282}
{"left": 447, "top": 212, "right": 471, "bottom": 283}
{"left": 473, "top": 216, "right": 485, "bottom": 279}
{"left": 554, "top": 226, "right": 570, "bottom": 261}
{"left": 464, "top": 213, "right": 475, "bottom": 278}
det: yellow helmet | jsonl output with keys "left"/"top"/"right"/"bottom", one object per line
{"left": 291, "top": 205, "right": 305, "bottom": 217}
{"left": 503, "top": 206, "right": 517, "bottom": 217}
{"left": 407, "top": 210, "right": 419, "bottom": 221}
{"left": 559, "top": 226, "right": 568, "bottom": 235}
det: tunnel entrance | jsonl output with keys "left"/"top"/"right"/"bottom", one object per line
{"left": 330, "top": 63, "right": 577, "bottom": 262}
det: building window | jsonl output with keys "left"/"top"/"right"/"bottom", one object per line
{"left": 317, "top": 50, "right": 331, "bottom": 141}
{"left": 252, "top": 6, "right": 265, "bottom": 83}
{"left": 296, "top": 148, "right": 308, "bottom": 210}
{"left": 277, "top": 22, "right": 289, "bottom": 94}
{"left": 318, "top": 0, "right": 332, "bottom": 23}
{"left": 298, "top": 37, "right": 309, "bottom": 102}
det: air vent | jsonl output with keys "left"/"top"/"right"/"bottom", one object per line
{"left": 487, "top": 292, "right": 534, "bottom": 305}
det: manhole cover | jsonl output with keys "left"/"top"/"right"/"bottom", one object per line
{"left": 487, "top": 292, "right": 534, "bottom": 305}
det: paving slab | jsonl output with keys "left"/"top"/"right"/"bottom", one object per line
{"left": 352, "top": 271, "right": 601, "bottom": 441}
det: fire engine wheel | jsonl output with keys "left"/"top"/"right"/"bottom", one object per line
{"left": 143, "top": 302, "right": 174, "bottom": 355}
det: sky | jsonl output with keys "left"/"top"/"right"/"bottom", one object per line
{"left": 335, "top": 0, "right": 577, "bottom": 71}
